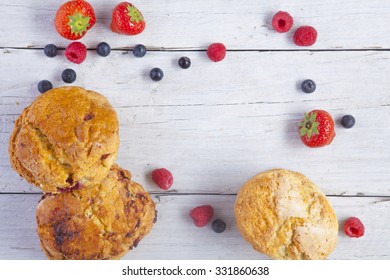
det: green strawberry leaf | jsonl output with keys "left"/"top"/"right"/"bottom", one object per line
{"left": 68, "top": 13, "right": 90, "bottom": 36}
{"left": 127, "top": 4, "right": 144, "bottom": 23}
{"left": 307, "top": 129, "right": 313, "bottom": 139}
{"left": 299, "top": 127, "right": 308, "bottom": 136}
{"left": 312, "top": 125, "right": 319, "bottom": 135}
{"left": 309, "top": 112, "right": 317, "bottom": 123}
{"left": 299, "top": 112, "right": 320, "bottom": 139}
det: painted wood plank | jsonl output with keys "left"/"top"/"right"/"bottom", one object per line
{"left": 1, "top": 50, "right": 389, "bottom": 195}
{"left": 1, "top": 0, "right": 390, "bottom": 49}
{"left": 0, "top": 194, "right": 388, "bottom": 260}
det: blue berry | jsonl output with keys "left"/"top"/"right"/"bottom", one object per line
{"left": 96, "top": 42, "right": 111, "bottom": 57}
{"left": 133, "top": 44, "right": 147, "bottom": 58}
{"left": 301, "top": 79, "right": 316, "bottom": 93}
{"left": 178, "top": 56, "right": 191, "bottom": 69}
{"left": 149, "top": 68, "right": 164, "bottom": 82}
{"left": 341, "top": 115, "right": 355, "bottom": 129}
{"left": 212, "top": 219, "right": 226, "bottom": 233}
{"left": 37, "top": 80, "right": 53, "bottom": 93}
{"left": 61, "top": 69, "right": 77, "bottom": 84}
{"left": 44, "top": 44, "right": 58, "bottom": 58}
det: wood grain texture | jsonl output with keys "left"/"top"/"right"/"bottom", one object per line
{"left": 1, "top": 0, "right": 390, "bottom": 49}
{"left": 1, "top": 49, "right": 389, "bottom": 195}
{"left": 0, "top": 194, "right": 388, "bottom": 260}
{"left": 0, "top": 0, "right": 389, "bottom": 261}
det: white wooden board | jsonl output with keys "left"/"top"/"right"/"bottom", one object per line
{"left": 0, "top": 194, "right": 389, "bottom": 260}
{"left": 0, "top": 0, "right": 389, "bottom": 260}
{"left": 1, "top": 0, "right": 390, "bottom": 49}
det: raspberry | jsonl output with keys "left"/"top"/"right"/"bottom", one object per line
{"left": 293, "top": 26, "right": 318, "bottom": 46}
{"left": 207, "top": 43, "right": 226, "bottom": 62}
{"left": 344, "top": 217, "right": 365, "bottom": 238}
{"left": 189, "top": 205, "right": 214, "bottom": 227}
{"left": 151, "top": 168, "right": 173, "bottom": 190}
{"left": 272, "top": 11, "right": 293, "bottom": 33}
{"left": 65, "top": 42, "right": 87, "bottom": 64}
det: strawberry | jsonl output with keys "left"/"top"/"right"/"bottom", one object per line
{"left": 55, "top": 0, "right": 96, "bottom": 40}
{"left": 111, "top": 2, "right": 146, "bottom": 35}
{"left": 298, "top": 110, "right": 336, "bottom": 148}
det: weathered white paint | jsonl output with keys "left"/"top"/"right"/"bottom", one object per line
{"left": 0, "top": 194, "right": 388, "bottom": 260}
{"left": 1, "top": 50, "right": 389, "bottom": 195}
{"left": 1, "top": 0, "right": 390, "bottom": 49}
{"left": 0, "top": 0, "right": 389, "bottom": 260}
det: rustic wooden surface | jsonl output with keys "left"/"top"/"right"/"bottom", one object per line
{"left": 0, "top": 0, "right": 389, "bottom": 259}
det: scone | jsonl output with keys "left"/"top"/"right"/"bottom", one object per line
{"left": 36, "top": 164, "right": 156, "bottom": 260}
{"left": 9, "top": 86, "right": 119, "bottom": 193}
{"left": 234, "top": 169, "right": 338, "bottom": 260}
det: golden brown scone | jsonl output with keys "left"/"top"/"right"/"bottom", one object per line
{"left": 234, "top": 169, "right": 338, "bottom": 260}
{"left": 9, "top": 86, "right": 119, "bottom": 192}
{"left": 36, "top": 164, "right": 156, "bottom": 260}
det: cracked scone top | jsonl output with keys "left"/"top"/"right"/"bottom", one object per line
{"left": 36, "top": 164, "right": 156, "bottom": 260}
{"left": 234, "top": 169, "right": 338, "bottom": 260}
{"left": 9, "top": 86, "right": 119, "bottom": 192}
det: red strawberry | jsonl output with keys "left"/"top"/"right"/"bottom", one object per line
{"left": 55, "top": 0, "right": 96, "bottom": 40}
{"left": 189, "top": 205, "right": 214, "bottom": 227}
{"left": 298, "top": 110, "right": 336, "bottom": 148}
{"left": 111, "top": 2, "right": 146, "bottom": 35}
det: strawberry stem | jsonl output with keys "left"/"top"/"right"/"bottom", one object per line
{"left": 299, "top": 112, "right": 320, "bottom": 139}
{"left": 68, "top": 12, "right": 90, "bottom": 36}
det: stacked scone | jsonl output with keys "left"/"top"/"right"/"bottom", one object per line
{"left": 9, "top": 86, "right": 156, "bottom": 259}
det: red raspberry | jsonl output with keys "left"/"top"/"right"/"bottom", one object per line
{"left": 152, "top": 168, "right": 173, "bottom": 190}
{"left": 272, "top": 11, "right": 293, "bottom": 33}
{"left": 293, "top": 26, "right": 318, "bottom": 46}
{"left": 207, "top": 43, "right": 226, "bottom": 62}
{"left": 189, "top": 205, "right": 214, "bottom": 227}
{"left": 65, "top": 42, "right": 87, "bottom": 64}
{"left": 344, "top": 217, "right": 365, "bottom": 238}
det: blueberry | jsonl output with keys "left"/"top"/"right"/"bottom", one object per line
{"left": 44, "top": 44, "right": 58, "bottom": 58}
{"left": 133, "top": 44, "right": 147, "bottom": 58}
{"left": 96, "top": 42, "right": 111, "bottom": 57}
{"left": 301, "top": 79, "right": 316, "bottom": 93}
{"left": 212, "top": 219, "right": 226, "bottom": 233}
{"left": 61, "top": 69, "right": 77, "bottom": 84}
{"left": 149, "top": 68, "right": 164, "bottom": 82}
{"left": 178, "top": 56, "right": 191, "bottom": 69}
{"left": 37, "top": 80, "right": 53, "bottom": 93}
{"left": 341, "top": 115, "right": 355, "bottom": 129}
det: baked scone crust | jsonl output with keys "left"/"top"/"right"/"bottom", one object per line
{"left": 234, "top": 169, "right": 338, "bottom": 260}
{"left": 36, "top": 164, "right": 156, "bottom": 260}
{"left": 9, "top": 86, "right": 119, "bottom": 192}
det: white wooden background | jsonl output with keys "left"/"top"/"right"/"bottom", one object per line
{"left": 0, "top": 0, "right": 389, "bottom": 259}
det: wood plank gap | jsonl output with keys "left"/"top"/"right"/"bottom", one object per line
{"left": 2, "top": 46, "right": 390, "bottom": 52}
{"left": 1, "top": 192, "right": 389, "bottom": 198}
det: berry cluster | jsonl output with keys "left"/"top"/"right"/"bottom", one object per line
{"left": 39, "top": 41, "right": 227, "bottom": 92}
{"left": 189, "top": 205, "right": 226, "bottom": 233}
{"left": 55, "top": 1, "right": 145, "bottom": 41}
{"left": 150, "top": 168, "right": 226, "bottom": 233}
{"left": 270, "top": 9, "right": 356, "bottom": 148}
{"left": 271, "top": 11, "right": 317, "bottom": 47}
